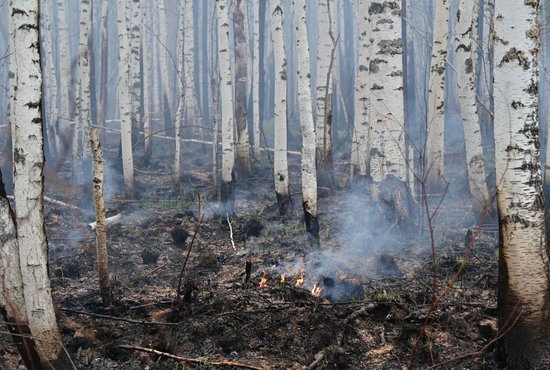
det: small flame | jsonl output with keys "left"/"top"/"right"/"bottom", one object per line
{"left": 259, "top": 271, "right": 268, "bottom": 288}
{"left": 295, "top": 268, "right": 305, "bottom": 287}
{"left": 280, "top": 273, "right": 285, "bottom": 284}
{"left": 311, "top": 283, "right": 323, "bottom": 297}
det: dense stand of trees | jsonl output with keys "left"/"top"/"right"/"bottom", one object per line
{"left": 1, "top": 0, "right": 550, "bottom": 367}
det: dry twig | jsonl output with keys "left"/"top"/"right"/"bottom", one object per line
{"left": 118, "top": 345, "right": 263, "bottom": 369}
{"left": 227, "top": 213, "right": 236, "bottom": 250}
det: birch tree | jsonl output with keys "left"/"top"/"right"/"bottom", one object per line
{"left": 272, "top": 1, "right": 291, "bottom": 215}
{"left": 367, "top": 0, "right": 410, "bottom": 224}
{"left": 294, "top": 0, "right": 319, "bottom": 243}
{"left": 454, "top": 0, "right": 491, "bottom": 215}
{"left": 117, "top": 0, "right": 135, "bottom": 197}
{"left": 217, "top": 0, "right": 236, "bottom": 213}
{"left": 351, "top": 0, "right": 370, "bottom": 180}
{"left": 183, "top": 0, "right": 199, "bottom": 130}
{"left": 175, "top": 0, "right": 186, "bottom": 184}
{"left": 57, "top": 0, "right": 72, "bottom": 155}
{"left": 10, "top": 0, "right": 65, "bottom": 365}
{"left": 233, "top": 0, "right": 252, "bottom": 177}
{"left": 158, "top": 0, "right": 173, "bottom": 128}
{"left": 98, "top": 0, "right": 109, "bottom": 145}
{"left": 493, "top": 1, "right": 550, "bottom": 366}
{"left": 425, "top": 0, "right": 450, "bottom": 188}
{"left": 251, "top": 0, "right": 261, "bottom": 155}
{"left": 315, "top": 0, "right": 336, "bottom": 189}
{"left": 77, "top": 0, "right": 92, "bottom": 168}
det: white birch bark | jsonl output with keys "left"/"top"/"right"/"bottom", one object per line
{"left": 233, "top": 0, "right": 251, "bottom": 177}
{"left": 117, "top": 0, "right": 135, "bottom": 198}
{"left": 40, "top": 0, "right": 59, "bottom": 158}
{"left": 493, "top": 1, "right": 550, "bottom": 366}
{"left": 175, "top": 0, "right": 186, "bottom": 184}
{"left": 367, "top": 0, "right": 408, "bottom": 220}
{"left": 272, "top": 1, "right": 291, "bottom": 215}
{"left": 78, "top": 0, "right": 92, "bottom": 164}
{"left": 251, "top": 0, "right": 261, "bottom": 155}
{"left": 142, "top": 0, "right": 152, "bottom": 160}
{"left": 351, "top": 0, "right": 370, "bottom": 179}
{"left": 98, "top": 0, "right": 109, "bottom": 144}
{"left": 10, "top": 0, "right": 63, "bottom": 364}
{"left": 158, "top": 0, "right": 173, "bottom": 126}
{"left": 183, "top": 0, "right": 199, "bottom": 129}
{"left": 130, "top": 0, "right": 142, "bottom": 130}
{"left": 217, "top": 0, "right": 236, "bottom": 212}
{"left": 0, "top": 175, "right": 41, "bottom": 368}
{"left": 315, "top": 0, "right": 335, "bottom": 188}
{"left": 426, "top": 0, "right": 450, "bottom": 188}
{"left": 57, "top": 0, "right": 72, "bottom": 143}
{"left": 455, "top": 0, "right": 491, "bottom": 214}
{"left": 293, "top": 0, "right": 319, "bottom": 242}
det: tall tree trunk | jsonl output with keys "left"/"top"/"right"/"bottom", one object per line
{"left": 158, "top": 0, "right": 173, "bottom": 133}
{"left": 98, "top": 0, "right": 110, "bottom": 145}
{"left": 129, "top": 0, "right": 142, "bottom": 134}
{"left": 272, "top": 1, "right": 291, "bottom": 216}
{"left": 117, "top": 0, "right": 135, "bottom": 198}
{"left": 78, "top": 0, "right": 93, "bottom": 169}
{"left": 367, "top": 0, "right": 410, "bottom": 225}
{"left": 293, "top": 0, "right": 319, "bottom": 244}
{"left": 217, "top": 0, "right": 236, "bottom": 214}
{"left": 351, "top": 0, "right": 370, "bottom": 180}
{"left": 426, "top": 0, "right": 450, "bottom": 189}
{"left": 174, "top": 0, "right": 186, "bottom": 185}
{"left": 57, "top": 0, "right": 73, "bottom": 157}
{"left": 455, "top": 0, "right": 491, "bottom": 215}
{"left": 10, "top": 1, "right": 65, "bottom": 365}
{"left": 315, "top": 0, "right": 336, "bottom": 190}
{"left": 251, "top": 0, "right": 261, "bottom": 156}
{"left": 183, "top": 0, "right": 200, "bottom": 131}
{"left": 142, "top": 0, "right": 152, "bottom": 162}
{"left": 40, "top": 0, "right": 59, "bottom": 160}
{"left": 494, "top": 1, "right": 550, "bottom": 367}
{"left": 233, "top": 0, "right": 251, "bottom": 177}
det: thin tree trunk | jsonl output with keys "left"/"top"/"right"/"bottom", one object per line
{"left": 293, "top": 0, "right": 319, "bottom": 244}
{"left": 175, "top": 0, "right": 186, "bottom": 185}
{"left": 130, "top": 0, "right": 142, "bottom": 133}
{"left": 251, "top": 0, "right": 261, "bottom": 155}
{"left": 78, "top": 0, "right": 93, "bottom": 168}
{"left": 426, "top": 0, "right": 450, "bottom": 189}
{"left": 351, "top": 0, "right": 370, "bottom": 180}
{"left": 494, "top": 1, "right": 550, "bottom": 367}
{"left": 117, "top": 0, "right": 135, "bottom": 198}
{"left": 315, "top": 0, "right": 336, "bottom": 190}
{"left": 158, "top": 0, "right": 173, "bottom": 132}
{"left": 90, "top": 129, "right": 112, "bottom": 308}
{"left": 57, "top": 0, "right": 73, "bottom": 155}
{"left": 455, "top": 0, "right": 491, "bottom": 215}
{"left": 272, "top": 1, "right": 291, "bottom": 216}
{"left": 98, "top": 0, "right": 110, "bottom": 145}
{"left": 217, "top": 0, "right": 236, "bottom": 213}
{"left": 142, "top": 0, "right": 152, "bottom": 161}
{"left": 233, "top": 0, "right": 251, "bottom": 177}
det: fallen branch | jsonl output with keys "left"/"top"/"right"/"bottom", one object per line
{"left": 227, "top": 213, "right": 236, "bottom": 250}
{"left": 7, "top": 195, "right": 79, "bottom": 210}
{"left": 60, "top": 308, "right": 179, "bottom": 326}
{"left": 87, "top": 212, "right": 123, "bottom": 231}
{"left": 118, "top": 345, "right": 263, "bottom": 370}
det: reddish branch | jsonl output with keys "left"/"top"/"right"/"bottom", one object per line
{"left": 118, "top": 345, "right": 263, "bottom": 370}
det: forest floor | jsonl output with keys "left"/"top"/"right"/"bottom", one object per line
{"left": 0, "top": 152, "right": 501, "bottom": 369}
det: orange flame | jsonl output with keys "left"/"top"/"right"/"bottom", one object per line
{"left": 259, "top": 271, "right": 268, "bottom": 288}
{"left": 295, "top": 268, "right": 305, "bottom": 287}
{"left": 280, "top": 273, "right": 285, "bottom": 284}
{"left": 311, "top": 283, "right": 323, "bottom": 297}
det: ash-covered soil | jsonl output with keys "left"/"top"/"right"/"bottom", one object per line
{"left": 0, "top": 158, "right": 500, "bottom": 369}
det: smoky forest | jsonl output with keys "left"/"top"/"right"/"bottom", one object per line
{"left": 2, "top": 0, "right": 550, "bottom": 369}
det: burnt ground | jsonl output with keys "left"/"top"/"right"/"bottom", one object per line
{"left": 0, "top": 152, "right": 500, "bottom": 369}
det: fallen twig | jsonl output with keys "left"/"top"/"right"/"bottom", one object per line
{"left": 7, "top": 195, "right": 79, "bottom": 210}
{"left": 227, "top": 213, "right": 236, "bottom": 250}
{"left": 118, "top": 345, "right": 264, "bottom": 369}
{"left": 60, "top": 308, "right": 179, "bottom": 326}
{"left": 87, "top": 212, "right": 123, "bottom": 231}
